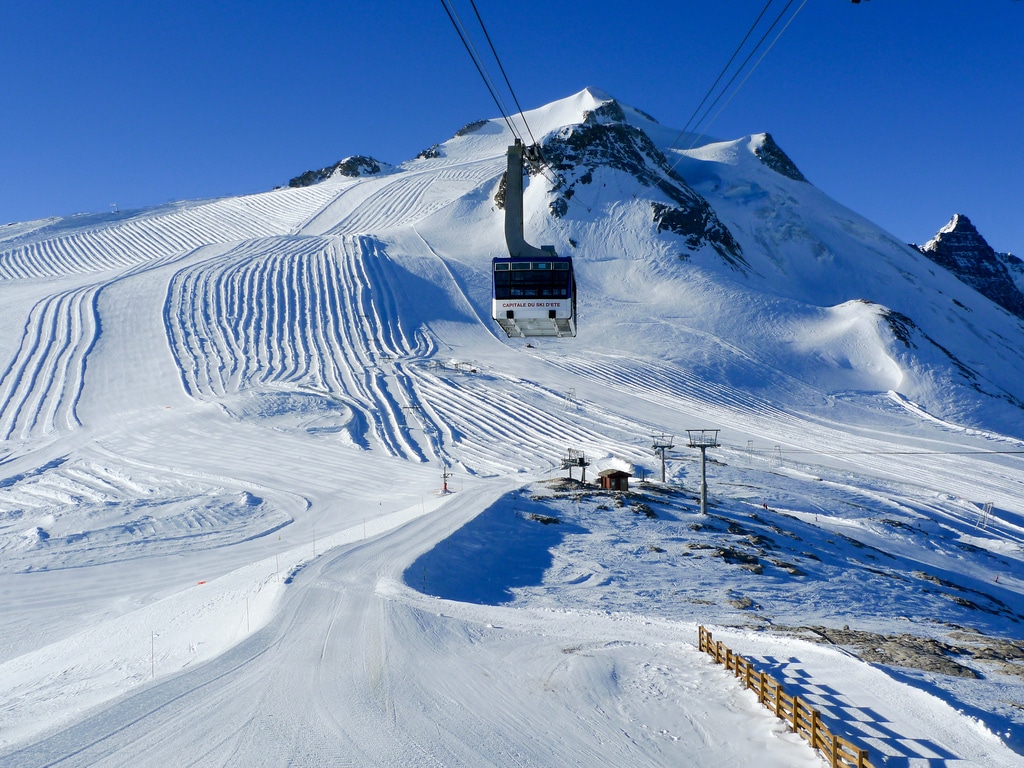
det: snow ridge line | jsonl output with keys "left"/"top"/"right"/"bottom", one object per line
{"left": 308, "top": 160, "right": 499, "bottom": 236}
{"left": 0, "top": 186, "right": 339, "bottom": 280}
{"left": 0, "top": 285, "right": 99, "bottom": 440}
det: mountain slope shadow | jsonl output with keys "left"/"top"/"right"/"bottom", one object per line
{"left": 405, "top": 491, "right": 586, "bottom": 605}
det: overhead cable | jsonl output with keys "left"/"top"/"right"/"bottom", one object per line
{"left": 666, "top": 0, "right": 777, "bottom": 152}
{"left": 685, "top": 0, "right": 810, "bottom": 150}
{"left": 674, "top": 0, "right": 797, "bottom": 159}
{"left": 467, "top": 0, "right": 538, "bottom": 146}
{"left": 438, "top": 0, "right": 521, "bottom": 142}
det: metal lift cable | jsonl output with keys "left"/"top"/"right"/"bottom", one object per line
{"left": 684, "top": 0, "right": 810, "bottom": 151}
{"left": 666, "top": 0, "right": 777, "bottom": 152}
{"left": 439, "top": 0, "right": 522, "bottom": 142}
{"left": 467, "top": 0, "right": 538, "bottom": 146}
{"left": 682, "top": 0, "right": 796, "bottom": 150}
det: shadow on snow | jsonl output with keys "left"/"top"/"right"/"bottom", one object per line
{"left": 405, "top": 490, "right": 586, "bottom": 605}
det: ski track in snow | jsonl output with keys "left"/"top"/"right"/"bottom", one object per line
{"left": 0, "top": 448, "right": 294, "bottom": 573}
{"left": 165, "top": 235, "right": 433, "bottom": 462}
{"left": 161, "top": 225, "right": 635, "bottom": 475}
{"left": 0, "top": 185, "right": 340, "bottom": 280}
{"left": 302, "top": 160, "right": 500, "bottom": 236}
{"left": 407, "top": 365, "right": 633, "bottom": 475}
{"left": 0, "top": 285, "right": 99, "bottom": 440}
{"left": 550, "top": 350, "right": 1024, "bottom": 522}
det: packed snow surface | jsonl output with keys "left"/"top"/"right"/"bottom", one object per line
{"left": 1, "top": 89, "right": 1022, "bottom": 766}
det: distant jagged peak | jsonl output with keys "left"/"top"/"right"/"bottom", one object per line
{"left": 751, "top": 133, "right": 807, "bottom": 182}
{"left": 920, "top": 213, "right": 996, "bottom": 258}
{"left": 917, "top": 213, "right": 1024, "bottom": 319}
{"left": 288, "top": 155, "right": 393, "bottom": 188}
{"left": 925, "top": 213, "right": 983, "bottom": 247}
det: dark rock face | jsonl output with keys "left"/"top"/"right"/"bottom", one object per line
{"left": 455, "top": 119, "right": 489, "bottom": 137}
{"left": 288, "top": 156, "right": 386, "bottom": 188}
{"left": 539, "top": 100, "right": 745, "bottom": 267}
{"left": 916, "top": 214, "right": 1024, "bottom": 319}
{"left": 416, "top": 144, "right": 442, "bottom": 160}
{"left": 753, "top": 133, "right": 807, "bottom": 182}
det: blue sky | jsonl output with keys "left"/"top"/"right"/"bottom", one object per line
{"left": 3, "top": 1, "right": 1021, "bottom": 254}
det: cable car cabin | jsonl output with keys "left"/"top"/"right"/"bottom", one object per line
{"left": 492, "top": 254, "right": 576, "bottom": 338}
{"left": 491, "top": 140, "right": 577, "bottom": 338}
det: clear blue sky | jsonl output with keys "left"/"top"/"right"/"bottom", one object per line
{"left": 3, "top": 1, "right": 1021, "bottom": 254}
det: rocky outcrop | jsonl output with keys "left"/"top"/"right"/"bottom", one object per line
{"left": 916, "top": 214, "right": 1024, "bottom": 319}
{"left": 753, "top": 133, "right": 807, "bottom": 182}
{"left": 288, "top": 155, "right": 389, "bottom": 188}
{"left": 538, "top": 100, "right": 745, "bottom": 267}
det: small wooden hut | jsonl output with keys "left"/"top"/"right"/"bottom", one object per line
{"left": 598, "top": 468, "right": 631, "bottom": 492}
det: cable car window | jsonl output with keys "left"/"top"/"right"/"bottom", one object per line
{"left": 493, "top": 257, "right": 573, "bottom": 302}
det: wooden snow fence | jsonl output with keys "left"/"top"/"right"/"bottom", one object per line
{"left": 698, "top": 626, "right": 876, "bottom": 768}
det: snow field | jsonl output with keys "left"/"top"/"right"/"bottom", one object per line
{"left": 1, "top": 88, "right": 1023, "bottom": 765}
{"left": 0, "top": 492, "right": 451, "bottom": 752}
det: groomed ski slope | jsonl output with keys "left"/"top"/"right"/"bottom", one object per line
{"left": 0, "top": 88, "right": 1022, "bottom": 765}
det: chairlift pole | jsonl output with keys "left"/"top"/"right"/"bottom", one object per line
{"left": 652, "top": 434, "right": 674, "bottom": 483}
{"left": 687, "top": 430, "right": 720, "bottom": 515}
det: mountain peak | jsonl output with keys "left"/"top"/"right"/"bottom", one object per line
{"left": 579, "top": 86, "right": 614, "bottom": 103}
{"left": 918, "top": 214, "right": 1024, "bottom": 319}
{"left": 752, "top": 133, "right": 807, "bottom": 182}
{"left": 938, "top": 213, "right": 980, "bottom": 237}
{"left": 922, "top": 213, "right": 993, "bottom": 257}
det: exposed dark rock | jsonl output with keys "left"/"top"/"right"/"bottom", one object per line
{"left": 882, "top": 309, "right": 915, "bottom": 348}
{"left": 634, "top": 107, "right": 660, "bottom": 124}
{"left": 493, "top": 172, "right": 507, "bottom": 210}
{"left": 753, "top": 133, "right": 807, "bottom": 182}
{"left": 631, "top": 502, "right": 658, "bottom": 518}
{"left": 537, "top": 101, "right": 745, "bottom": 268}
{"left": 770, "top": 559, "right": 807, "bottom": 577}
{"left": 713, "top": 546, "right": 761, "bottom": 567}
{"left": 288, "top": 155, "right": 387, "bottom": 188}
{"left": 455, "top": 119, "right": 489, "bottom": 137}
{"left": 650, "top": 203, "right": 744, "bottom": 268}
{"left": 524, "top": 513, "right": 560, "bottom": 525}
{"left": 781, "top": 625, "right": 980, "bottom": 678}
{"left": 417, "top": 144, "right": 442, "bottom": 160}
{"left": 583, "top": 100, "right": 627, "bottom": 125}
{"left": 916, "top": 214, "right": 1024, "bottom": 319}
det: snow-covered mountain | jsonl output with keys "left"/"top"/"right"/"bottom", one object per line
{"left": 0, "top": 88, "right": 1022, "bottom": 766}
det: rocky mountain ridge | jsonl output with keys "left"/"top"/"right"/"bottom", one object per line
{"left": 915, "top": 214, "right": 1024, "bottom": 320}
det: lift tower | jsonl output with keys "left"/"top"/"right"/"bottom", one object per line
{"left": 687, "top": 429, "right": 720, "bottom": 515}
